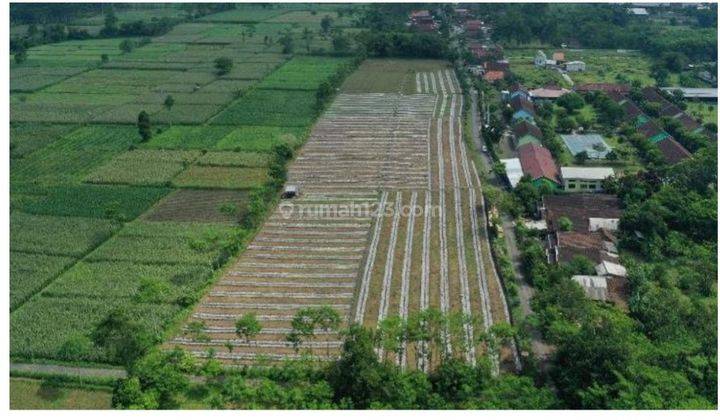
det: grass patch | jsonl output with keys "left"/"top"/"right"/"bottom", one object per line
{"left": 84, "top": 150, "right": 201, "bottom": 187}
{"left": 173, "top": 165, "right": 268, "bottom": 189}
{"left": 10, "top": 378, "right": 112, "bottom": 409}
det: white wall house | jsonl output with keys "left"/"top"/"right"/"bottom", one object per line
{"left": 565, "top": 61, "right": 586, "bottom": 72}
{"left": 560, "top": 167, "right": 614, "bottom": 192}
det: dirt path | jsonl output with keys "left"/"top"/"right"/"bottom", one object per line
{"left": 10, "top": 362, "right": 127, "bottom": 379}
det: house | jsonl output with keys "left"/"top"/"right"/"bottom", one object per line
{"left": 534, "top": 50, "right": 548, "bottom": 67}
{"left": 656, "top": 137, "right": 692, "bottom": 164}
{"left": 565, "top": 61, "right": 586, "bottom": 72}
{"left": 485, "top": 60, "right": 509, "bottom": 72}
{"left": 560, "top": 134, "right": 612, "bottom": 159}
{"left": 509, "top": 84, "right": 531, "bottom": 101}
{"left": 483, "top": 70, "right": 505, "bottom": 82}
{"left": 627, "top": 7, "right": 649, "bottom": 15}
{"left": 542, "top": 193, "right": 622, "bottom": 233}
{"left": 529, "top": 86, "right": 571, "bottom": 101}
{"left": 500, "top": 158, "right": 523, "bottom": 188}
{"left": 512, "top": 109, "right": 535, "bottom": 124}
{"left": 510, "top": 95, "right": 535, "bottom": 114}
{"left": 660, "top": 87, "right": 717, "bottom": 101}
{"left": 595, "top": 260, "right": 627, "bottom": 278}
{"left": 560, "top": 167, "right": 614, "bottom": 192}
{"left": 468, "top": 65, "right": 484, "bottom": 76}
{"left": 552, "top": 51, "right": 566, "bottom": 63}
{"left": 465, "top": 19, "right": 483, "bottom": 36}
{"left": 572, "top": 275, "right": 609, "bottom": 301}
{"left": 512, "top": 120, "right": 543, "bottom": 147}
{"left": 517, "top": 143, "right": 561, "bottom": 189}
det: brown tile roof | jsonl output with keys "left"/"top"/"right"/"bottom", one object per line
{"left": 621, "top": 100, "right": 643, "bottom": 119}
{"left": 552, "top": 51, "right": 566, "bottom": 61}
{"left": 543, "top": 193, "right": 622, "bottom": 233}
{"left": 656, "top": 137, "right": 692, "bottom": 164}
{"left": 512, "top": 120, "right": 543, "bottom": 140}
{"left": 485, "top": 61, "right": 509, "bottom": 71}
{"left": 483, "top": 70, "right": 505, "bottom": 81}
{"left": 641, "top": 86, "right": 666, "bottom": 103}
{"left": 465, "top": 19, "right": 483, "bottom": 31}
{"left": 510, "top": 95, "right": 535, "bottom": 114}
{"left": 556, "top": 231, "right": 619, "bottom": 265}
{"left": 676, "top": 113, "right": 702, "bottom": 132}
{"left": 518, "top": 143, "right": 559, "bottom": 184}
{"left": 659, "top": 103, "right": 683, "bottom": 118}
{"left": 637, "top": 120, "right": 664, "bottom": 139}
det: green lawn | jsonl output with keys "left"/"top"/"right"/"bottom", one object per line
{"left": 10, "top": 378, "right": 112, "bottom": 409}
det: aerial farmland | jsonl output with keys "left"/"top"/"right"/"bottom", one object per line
{"left": 8, "top": 2, "right": 717, "bottom": 412}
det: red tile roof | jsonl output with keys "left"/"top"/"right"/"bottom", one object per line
{"left": 483, "top": 70, "right": 505, "bottom": 81}
{"left": 656, "top": 137, "right": 692, "bottom": 164}
{"left": 517, "top": 143, "right": 560, "bottom": 184}
{"left": 552, "top": 52, "right": 566, "bottom": 61}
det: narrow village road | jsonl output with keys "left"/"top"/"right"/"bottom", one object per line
{"left": 469, "top": 91, "right": 553, "bottom": 367}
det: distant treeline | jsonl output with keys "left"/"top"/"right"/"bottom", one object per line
{"left": 485, "top": 3, "right": 717, "bottom": 62}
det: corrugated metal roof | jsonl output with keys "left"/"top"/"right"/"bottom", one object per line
{"left": 561, "top": 166, "right": 614, "bottom": 180}
{"left": 572, "top": 275, "right": 608, "bottom": 301}
{"left": 560, "top": 134, "right": 611, "bottom": 159}
{"left": 501, "top": 158, "right": 523, "bottom": 188}
{"left": 595, "top": 261, "right": 627, "bottom": 277}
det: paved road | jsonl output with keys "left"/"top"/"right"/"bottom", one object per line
{"left": 10, "top": 362, "right": 127, "bottom": 379}
{"left": 469, "top": 91, "right": 553, "bottom": 366}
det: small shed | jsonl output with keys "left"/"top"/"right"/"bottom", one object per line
{"left": 282, "top": 185, "right": 299, "bottom": 199}
{"left": 572, "top": 275, "right": 608, "bottom": 301}
{"left": 500, "top": 158, "right": 523, "bottom": 188}
{"left": 565, "top": 61, "right": 586, "bottom": 72}
{"left": 595, "top": 260, "right": 627, "bottom": 278}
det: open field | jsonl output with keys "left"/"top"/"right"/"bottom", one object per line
{"left": 173, "top": 63, "right": 519, "bottom": 372}
{"left": 504, "top": 48, "right": 657, "bottom": 87}
{"left": 10, "top": 378, "right": 112, "bottom": 409}
{"left": 9, "top": 3, "right": 361, "bottom": 369}
{"left": 341, "top": 59, "right": 451, "bottom": 94}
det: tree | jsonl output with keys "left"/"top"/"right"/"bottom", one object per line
{"left": 312, "top": 306, "right": 341, "bottom": 357}
{"left": 327, "top": 324, "right": 403, "bottom": 408}
{"left": 278, "top": 29, "right": 294, "bottom": 54}
{"left": 331, "top": 29, "right": 350, "bottom": 53}
{"left": 113, "top": 348, "right": 195, "bottom": 409}
{"left": 320, "top": 15, "right": 334, "bottom": 36}
{"left": 134, "top": 276, "right": 170, "bottom": 303}
{"left": 557, "top": 92, "right": 585, "bottom": 113}
{"left": 14, "top": 44, "right": 27, "bottom": 64}
{"left": 235, "top": 313, "right": 262, "bottom": 348}
{"left": 214, "top": 56, "right": 233, "bottom": 76}
{"left": 301, "top": 27, "right": 314, "bottom": 53}
{"left": 101, "top": 8, "right": 119, "bottom": 37}
{"left": 92, "top": 308, "right": 154, "bottom": 367}
{"left": 574, "top": 150, "right": 589, "bottom": 164}
{"left": 137, "top": 110, "right": 152, "bottom": 142}
{"left": 163, "top": 94, "right": 175, "bottom": 111}
{"left": 287, "top": 308, "right": 316, "bottom": 353}
{"left": 557, "top": 216, "right": 573, "bottom": 231}
{"left": 119, "top": 39, "right": 135, "bottom": 53}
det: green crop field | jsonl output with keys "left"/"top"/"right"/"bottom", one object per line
{"left": 211, "top": 89, "right": 317, "bottom": 126}
{"left": 9, "top": 2, "right": 362, "bottom": 375}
